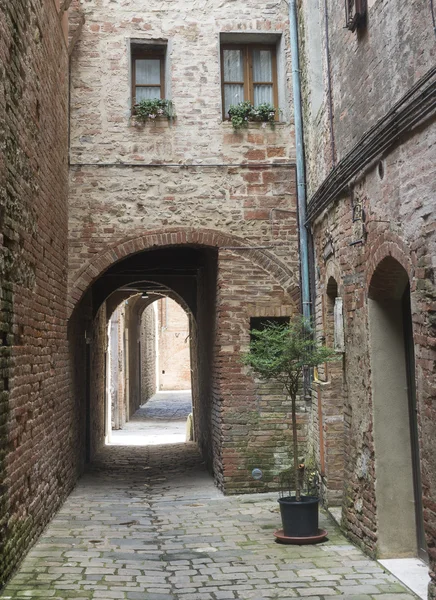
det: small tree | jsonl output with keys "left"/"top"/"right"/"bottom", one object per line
{"left": 242, "top": 316, "right": 338, "bottom": 501}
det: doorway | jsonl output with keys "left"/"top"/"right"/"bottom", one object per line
{"left": 368, "top": 257, "right": 426, "bottom": 560}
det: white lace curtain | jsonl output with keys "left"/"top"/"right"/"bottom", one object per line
{"left": 222, "top": 48, "right": 273, "bottom": 115}
{"left": 135, "top": 59, "right": 161, "bottom": 101}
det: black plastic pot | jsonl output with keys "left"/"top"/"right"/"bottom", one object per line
{"left": 278, "top": 495, "right": 319, "bottom": 537}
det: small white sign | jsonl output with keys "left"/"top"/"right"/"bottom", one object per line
{"left": 334, "top": 297, "right": 345, "bottom": 353}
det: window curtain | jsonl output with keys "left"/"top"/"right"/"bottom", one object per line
{"left": 135, "top": 59, "right": 161, "bottom": 101}
{"left": 223, "top": 49, "right": 244, "bottom": 116}
{"left": 252, "top": 50, "right": 273, "bottom": 106}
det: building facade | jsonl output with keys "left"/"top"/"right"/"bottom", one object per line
{"left": 68, "top": 0, "right": 301, "bottom": 495}
{"left": 298, "top": 0, "right": 436, "bottom": 595}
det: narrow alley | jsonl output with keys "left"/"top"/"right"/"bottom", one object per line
{"left": 0, "top": 442, "right": 417, "bottom": 600}
{"left": 1, "top": 0, "right": 435, "bottom": 598}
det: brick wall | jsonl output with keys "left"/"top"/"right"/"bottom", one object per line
{"left": 0, "top": 0, "right": 73, "bottom": 585}
{"left": 300, "top": 1, "right": 436, "bottom": 592}
{"left": 90, "top": 303, "right": 108, "bottom": 452}
{"left": 213, "top": 249, "right": 302, "bottom": 493}
{"left": 299, "top": 0, "right": 436, "bottom": 197}
{"left": 310, "top": 123, "right": 436, "bottom": 574}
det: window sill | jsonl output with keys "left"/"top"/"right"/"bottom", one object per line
{"left": 130, "top": 116, "right": 176, "bottom": 129}
{"left": 221, "top": 120, "right": 288, "bottom": 129}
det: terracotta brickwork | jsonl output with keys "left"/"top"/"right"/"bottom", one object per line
{"left": 212, "top": 249, "right": 301, "bottom": 493}
{"left": 0, "top": 0, "right": 73, "bottom": 584}
{"left": 300, "top": 0, "right": 436, "bottom": 592}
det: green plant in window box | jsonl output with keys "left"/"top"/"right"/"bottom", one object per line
{"left": 132, "top": 98, "right": 175, "bottom": 123}
{"left": 228, "top": 101, "right": 277, "bottom": 130}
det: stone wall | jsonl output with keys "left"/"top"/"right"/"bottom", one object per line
{"left": 140, "top": 303, "right": 157, "bottom": 403}
{"left": 0, "top": 0, "right": 73, "bottom": 585}
{"left": 68, "top": 0, "right": 303, "bottom": 493}
{"left": 68, "top": 0, "right": 298, "bottom": 290}
{"left": 299, "top": 0, "right": 436, "bottom": 588}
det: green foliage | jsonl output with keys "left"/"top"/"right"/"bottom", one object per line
{"left": 242, "top": 315, "right": 338, "bottom": 500}
{"left": 278, "top": 455, "right": 319, "bottom": 498}
{"left": 242, "top": 316, "right": 337, "bottom": 399}
{"left": 228, "top": 101, "right": 277, "bottom": 130}
{"left": 133, "top": 98, "right": 174, "bottom": 122}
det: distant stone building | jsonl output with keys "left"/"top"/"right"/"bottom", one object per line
{"left": 298, "top": 0, "right": 436, "bottom": 595}
{"left": 106, "top": 296, "right": 191, "bottom": 433}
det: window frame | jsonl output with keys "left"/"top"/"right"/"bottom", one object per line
{"left": 220, "top": 43, "right": 279, "bottom": 120}
{"left": 131, "top": 47, "right": 166, "bottom": 106}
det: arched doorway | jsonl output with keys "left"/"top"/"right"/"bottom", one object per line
{"left": 368, "top": 256, "right": 426, "bottom": 559}
{"left": 105, "top": 292, "right": 194, "bottom": 446}
{"left": 69, "top": 238, "right": 298, "bottom": 493}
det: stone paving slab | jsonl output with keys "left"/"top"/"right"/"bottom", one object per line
{"left": 0, "top": 443, "right": 419, "bottom": 599}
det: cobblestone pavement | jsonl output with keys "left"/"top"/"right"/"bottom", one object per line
{"left": 135, "top": 391, "right": 192, "bottom": 420}
{"left": 110, "top": 391, "right": 192, "bottom": 446}
{"left": 1, "top": 443, "right": 417, "bottom": 600}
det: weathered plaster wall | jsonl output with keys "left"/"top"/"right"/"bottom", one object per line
{"left": 0, "top": 0, "right": 72, "bottom": 585}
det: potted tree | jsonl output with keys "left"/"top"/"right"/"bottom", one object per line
{"left": 242, "top": 316, "right": 337, "bottom": 542}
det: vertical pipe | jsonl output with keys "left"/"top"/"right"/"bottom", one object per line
{"left": 289, "top": 0, "right": 311, "bottom": 322}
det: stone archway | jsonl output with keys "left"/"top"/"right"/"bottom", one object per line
{"left": 68, "top": 226, "right": 298, "bottom": 317}
{"left": 68, "top": 235, "right": 300, "bottom": 493}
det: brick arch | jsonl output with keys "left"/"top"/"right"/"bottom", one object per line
{"left": 106, "top": 286, "right": 193, "bottom": 324}
{"left": 324, "top": 258, "right": 343, "bottom": 297}
{"left": 68, "top": 226, "right": 297, "bottom": 317}
{"left": 366, "top": 239, "right": 413, "bottom": 301}
{"left": 136, "top": 291, "right": 193, "bottom": 323}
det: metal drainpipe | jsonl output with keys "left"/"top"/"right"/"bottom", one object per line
{"left": 289, "top": 0, "right": 311, "bottom": 323}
